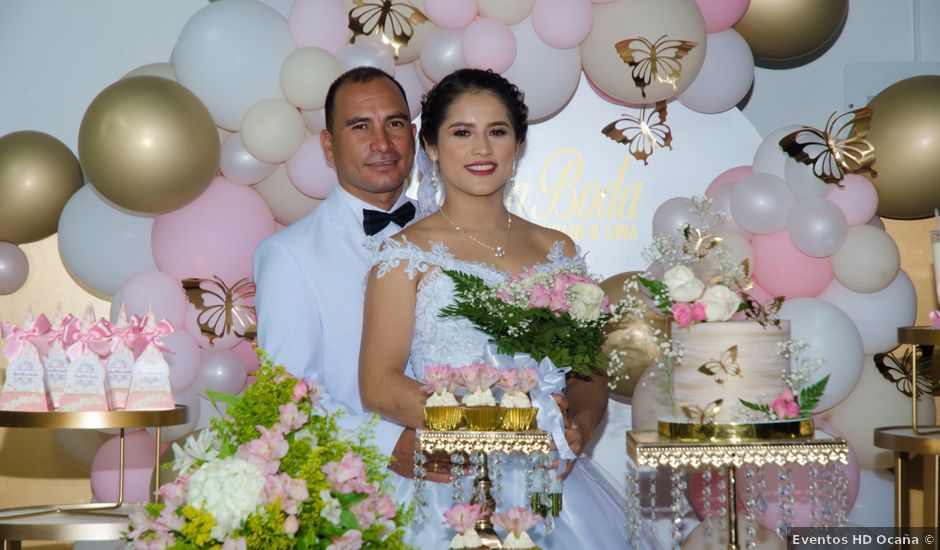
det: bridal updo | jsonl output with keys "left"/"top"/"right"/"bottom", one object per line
{"left": 419, "top": 68, "right": 529, "bottom": 148}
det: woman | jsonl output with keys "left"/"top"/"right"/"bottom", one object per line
{"left": 360, "top": 69, "right": 632, "bottom": 549}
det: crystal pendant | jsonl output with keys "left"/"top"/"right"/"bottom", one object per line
{"left": 493, "top": 246, "right": 506, "bottom": 257}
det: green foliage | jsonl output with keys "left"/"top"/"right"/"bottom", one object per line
{"left": 636, "top": 275, "right": 674, "bottom": 313}
{"left": 738, "top": 398, "right": 771, "bottom": 415}
{"left": 242, "top": 503, "right": 293, "bottom": 550}
{"left": 797, "top": 375, "right": 829, "bottom": 416}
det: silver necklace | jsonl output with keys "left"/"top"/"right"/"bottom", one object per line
{"left": 438, "top": 207, "right": 512, "bottom": 258}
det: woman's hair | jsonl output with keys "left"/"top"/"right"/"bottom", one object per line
{"left": 419, "top": 68, "right": 528, "bottom": 149}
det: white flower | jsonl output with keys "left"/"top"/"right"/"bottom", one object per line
{"left": 462, "top": 389, "right": 496, "bottom": 407}
{"left": 662, "top": 265, "right": 705, "bottom": 302}
{"left": 187, "top": 456, "right": 265, "bottom": 540}
{"left": 568, "top": 282, "right": 605, "bottom": 322}
{"left": 698, "top": 284, "right": 741, "bottom": 322}
{"left": 172, "top": 429, "right": 220, "bottom": 476}
{"left": 504, "top": 532, "right": 537, "bottom": 549}
{"left": 319, "top": 489, "right": 342, "bottom": 525}
{"left": 426, "top": 390, "right": 459, "bottom": 407}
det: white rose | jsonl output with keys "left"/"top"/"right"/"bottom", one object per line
{"left": 187, "top": 457, "right": 265, "bottom": 539}
{"left": 663, "top": 265, "right": 705, "bottom": 302}
{"left": 698, "top": 284, "right": 742, "bottom": 322}
{"left": 426, "top": 390, "right": 459, "bottom": 406}
{"left": 568, "top": 282, "right": 605, "bottom": 322}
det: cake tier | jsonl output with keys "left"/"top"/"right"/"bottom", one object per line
{"left": 669, "top": 320, "right": 790, "bottom": 422}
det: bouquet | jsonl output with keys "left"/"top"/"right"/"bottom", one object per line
{"left": 439, "top": 266, "right": 612, "bottom": 378}
{"left": 126, "top": 352, "right": 414, "bottom": 550}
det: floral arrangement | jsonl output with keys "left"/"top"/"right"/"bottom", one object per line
{"left": 493, "top": 507, "right": 542, "bottom": 549}
{"left": 439, "top": 265, "right": 612, "bottom": 378}
{"left": 738, "top": 341, "right": 830, "bottom": 420}
{"left": 125, "top": 352, "right": 414, "bottom": 550}
{"left": 443, "top": 503, "right": 487, "bottom": 549}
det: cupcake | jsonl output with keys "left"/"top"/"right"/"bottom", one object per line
{"left": 422, "top": 365, "right": 462, "bottom": 430}
{"left": 494, "top": 507, "right": 542, "bottom": 550}
{"left": 458, "top": 364, "right": 504, "bottom": 430}
{"left": 499, "top": 368, "right": 538, "bottom": 431}
{"left": 444, "top": 503, "right": 488, "bottom": 550}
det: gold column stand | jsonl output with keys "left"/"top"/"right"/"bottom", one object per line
{"left": 627, "top": 430, "right": 848, "bottom": 550}
{"left": 418, "top": 429, "right": 551, "bottom": 550}
{"left": 0, "top": 406, "right": 188, "bottom": 548}
{"left": 897, "top": 326, "right": 940, "bottom": 435}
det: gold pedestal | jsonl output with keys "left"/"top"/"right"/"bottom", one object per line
{"left": 897, "top": 326, "right": 940, "bottom": 435}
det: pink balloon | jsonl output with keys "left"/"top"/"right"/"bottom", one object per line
{"left": 233, "top": 339, "right": 261, "bottom": 374}
{"left": 751, "top": 229, "right": 833, "bottom": 298}
{"left": 531, "top": 0, "right": 593, "bottom": 49}
{"left": 750, "top": 419, "right": 860, "bottom": 529}
{"left": 163, "top": 330, "right": 201, "bottom": 391}
{"left": 705, "top": 165, "right": 752, "bottom": 195}
{"left": 193, "top": 349, "right": 247, "bottom": 398}
{"left": 705, "top": 165, "right": 753, "bottom": 239}
{"left": 288, "top": 0, "right": 350, "bottom": 53}
{"left": 91, "top": 431, "right": 159, "bottom": 503}
{"left": 585, "top": 74, "right": 631, "bottom": 106}
{"left": 117, "top": 270, "right": 188, "bottom": 329}
{"left": 425, "top": 0, "right": 478, "bottom": 29}
{"left": 152, "top": 176, "right": 276, "bottom": 283}
{"left": 285, "top": 135, "right": 337, "bottom": 199}
{"left": 693, "top": 0, "right": 750, "bottom": 33}
{"left": 461, "top": 18, "right": 517, "bottom": 73}
{"left": 825, "top": 174, "right": 879, "bottom": 226}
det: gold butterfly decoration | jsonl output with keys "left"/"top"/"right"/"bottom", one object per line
{"left": 182, "top": 277, "right": 257, "bottom": 344}
{"left": 874, "top": 345, "right": 937, "bottom": 399}
{"left": 743, "top": 295, "right": 784, "bottom": 329}
{"left": 348, "top": 0, "right": 428, "bottom": 57}
{"left": 680, "top": 398, "right": 723, "bottom": 425}
{"left": 614, "top": 35, "right": 698, "bottom": 98}
{"left": 601, "top": 101, "right": 672, "bottom": 165}
{"left": 697, "top": 345, "right": 741, "bottom": 385}
{"left": 681, "top": 224, "right": 723, "bottom": 261}
{"left": 778, "top": 108, "right": 877, "bottom": 185}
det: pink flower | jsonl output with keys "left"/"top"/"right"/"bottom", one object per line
{"left": 496, "top": 288, "right": 511, "bottom": 302}
{"left": 327, "top": 529, "right": 363, "bottom": 550}
{"left": 351, "top": 494, "right": 395, "bottom": 529}
{"left": 263, "top": 473, "right": 309, "bottom": 514}
{"left": 307, "top": 380, "right": 324, "bottom": 409}
{"left": 237, "top": 425, "right": 289, "bottom": 474}
{"left": 509, "top": 267, "right": 537, "bottom": 284}
{"left": 156, "top": 477, "right": 188, "bottom": 509}
{"left": 517, "top": 368, "right": 540, "bottom": 394}
{"left": 322, "top": 452, "right": 374, "bottom": 494}
{"left": 480, "top": 365, "right": 502, "bottom": 390}
{"left": 770, "top": 388, "right": 800, "bottom": 419}
{"left": 443, "top": 503, "right": 485, "bottom": 533}
{"left": 527, "top": 283, "right": 552, "bottom": 309}
{"left": 548, "top": 274, "right": 572, "bottom": 312}
{"left": 421, "top": 365, "right": 453, "bottom": 394}
{"left": 276, "top": 402, "right": 308, "bottom": 433}
{"left": 221, "top": 538, "right": 247, "bottom": 550}
{"left": 492, "top": 507, "right": 541, "bottom": 536}
{"left": 283, "top": 514, "right": 299, "bottom": 535}
{"left": 291, "top": 380, "right": 308, "bottom": 402}
{"left": 671, "top": 302, "right": 693, "bottom": 328}
{"left": 600, "top": 295, "right": 611, "bottom": 314}
{"left": 691, "top": 301, "right": 707, "bottom": 322}
{"left": 498, "top": 369, "right": 519, "bottom": 393}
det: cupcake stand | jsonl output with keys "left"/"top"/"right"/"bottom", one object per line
{"left": 626, "top": 422, "right": 849, "bottom": 550}
{"left": 0, "top": 406, "right": 188, "bottom": 549}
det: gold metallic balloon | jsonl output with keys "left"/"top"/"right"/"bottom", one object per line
{"left": 866, "top": 76, "right": 940, "bottom": 220}
{"left": 600, "top": 271, "right": 670, "bottom": 401}
{"left": 734, "top": 0, "right": 847, "bottom": 63}
{"left": 78, "top": 76, "right": 220, "bottom": 214}
{"left": 0, "top": 131, "right": 82, "bottom": 244}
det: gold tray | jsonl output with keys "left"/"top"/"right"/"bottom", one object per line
{"left": 657, "top": 417, "right": 814, "bottom": 442}
{"left": 0, "top": 405, "right": 188, "bottom": 429}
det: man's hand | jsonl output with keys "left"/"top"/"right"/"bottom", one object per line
{"left": 388, "top": 428, "right": 458, "bottom": 484}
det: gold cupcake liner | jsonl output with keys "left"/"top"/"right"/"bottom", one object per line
{"left": 424, "top": 406, "right": 463, "bottom": 431}
{"left": 462, "top": 407, "right": 505, "bottom": 431}
{"left": 501, "top": 407, "right": 538, "bottom": 431}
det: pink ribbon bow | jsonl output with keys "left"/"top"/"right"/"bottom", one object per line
{"left": 1, "top": 314, "right": 52, "bottom": 361}
{"left": 46, "top": 313, "right": 76, "bottom": 344}
{"left": 65, "top": 318, "right": 114, "bottom": 362}
{"left": 139, "top": 319, "right": 175, "bottom": 355}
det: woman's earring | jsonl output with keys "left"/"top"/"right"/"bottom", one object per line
{"left": 431, "top": 162, "right": 440, "bottom": 189}
{"left": 509, "top": 159, "right": 517, "bottom": 188}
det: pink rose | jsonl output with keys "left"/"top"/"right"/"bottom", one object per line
{"left": 527, "top": 284, "right": 552, "bottom": 309}
{"left": 548, "top": 274, "right": 572, "bottom": 312}
{"left": 322, "top": 452, "right": 374, "bottom": 494}
{"left": 770, "top": 388, "right": 800, "bottom": 419}
{"left": 326, "top": 530, "right": 363, "bottom": 550}
{"left": 671, "top": 302, "right": 693, "bottom": 328}
{"left": 691, "top": 301, "right": 707, "bottom": 322}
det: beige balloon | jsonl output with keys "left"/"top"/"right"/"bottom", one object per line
{"left": 78, "top": 76, "right": 220, "bottom": 214}
{"left": 734, "top": 0, "right": 847, "bottom": 63}
{"left": 823, "top": 354, "right": 935, "bottom": 470}
{"left": 280, "top": 47, "right": 342, "bottom": 110}
{"left": 581, "top": 0, "right": 706, "bottom": 104}
{"left": 479, "top": 0, "right": 534, "bottom": 25}
{"left": 0, "top": 131, "right": 83, "bottom": 244}
{"left": 830, "top": 225, "right": 900, "bottom": 293}
{"left": 240, "top": 99, "right": 306, "bottom": 164}
{"left": 253, "top": 165, "right": 323, "bottom": 225}
{"left": 866, "top": 76, "right": 940, "bottom": 220}
{"left": 681, "top": 519, "right": 784, "bottom": 550}
{"left": 121, "top": 62, "right": 177, "bottom": 81}
{"left": 630, "top": 364, "right": 674, "bottom": 431}
{"left": 341, "top": 0, "right": 435, "bottom": 65}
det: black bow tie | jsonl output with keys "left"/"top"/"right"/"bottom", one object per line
{"left": 362, "top": 202, "right": 416, "bottom": 235}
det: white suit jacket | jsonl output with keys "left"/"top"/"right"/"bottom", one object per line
{"left": 252, "top": 185, "right": 409, "bottom": 457}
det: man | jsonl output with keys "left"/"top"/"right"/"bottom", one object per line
{"left": 252, "top": 67, "right": 443, "bottom": 481}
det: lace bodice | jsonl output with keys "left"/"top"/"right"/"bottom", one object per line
{"left": 368, "top": 236, "right": 585, "bottom": 380}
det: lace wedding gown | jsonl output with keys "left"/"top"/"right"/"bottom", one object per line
{"left": 371, "top": 237, "right": 638, "bottom": 550}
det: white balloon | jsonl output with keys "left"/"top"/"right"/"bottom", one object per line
{"left": 847, "top": 469, "right": 894, "bottom": 527}
{"left": 280, "top": 47, "right": 342, "bottom": 110}
{"left": 818, "top": 271, "right": 916, "bottom": 354}
{"left": 336, "top": 40, "right": 396, "bottom": 75}
{"left": 479, "top": 0, "right": 534, "bottom": 24}
{"left": 779, "top": 298, "right": 864, "bottom": 413}
{"left": 752, "top": 125, "right": 802, "bottom": 179}
{"left": 58, "top": 186, "right": 157, "bottom": 297}
{"left": 784, "top": 157, "right": 832, "bottom": 199}
{"left": 171, "top": 0, "right": 295, "bottom": 130}
{"left": 728, "top": 172, "right": 797, "bottom": 234}
{"left": 651, "top": 196, "right": 697, "bottom": 236}
{"left": 503, "top": 16, "right": 582, "bottom": 122}
{"left": 147, "top": 387, "right": 202, "bottom": 441}
{"left": 121, "top": 62, "right": 176, "bottom": 81}
{"left": 220, "top": 133, "right": 277, "bottom": 185}
{"left": 830, "top": 225, "right": 900, "bottom": 294}
{"left": 258, "top": 0, "right": 292, "bottom": 17}
{"left": 787, "top": 197, "right": 848, "bottom": 257}
{"left": 301, "top": 108, "right": 327, "bottom": 134}
{"left": 394, "top": 61, "right": 426, "bottom": 120}
{"left": 419, "top": 27, "right": 466, "bottom": 82}
{"left": 677, "top": 29, "right": 754, "bottom": 114}
{"left": 240, "top": 99, "right": 306, "bottom": 164}
{"left": 253, "top": 165, "right": 324, "bottom": 225}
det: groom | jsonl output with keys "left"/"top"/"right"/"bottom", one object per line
{"left": 253, "top": 67, "right": 448, "bottom": 481}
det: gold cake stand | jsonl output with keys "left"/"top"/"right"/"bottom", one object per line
{"left": 627, "top": 429, "right": 848, "bottom": 550}
{"left": 0, "top": 406, "right": 188, "bottom": 548}
{"left": 418, "top": 429, "right": 551, "bottom": 549}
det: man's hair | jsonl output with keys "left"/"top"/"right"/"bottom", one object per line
{"left": 323, "top": 67, "right": 409, "bottom": 133}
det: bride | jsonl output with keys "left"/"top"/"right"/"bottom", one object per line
{"left": 359, "top": 68, "right": 632, "bottom": 549}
